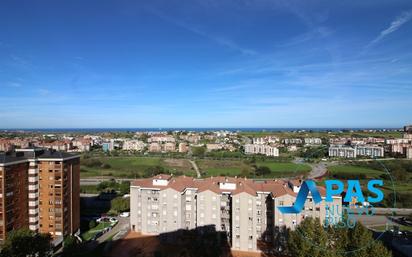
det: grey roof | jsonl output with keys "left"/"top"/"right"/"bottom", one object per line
{"left": 0, "top": 148, "right": 79, "bottom": 165}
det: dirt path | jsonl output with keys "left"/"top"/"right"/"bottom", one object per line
{"left": 189, "top": 160, "right": 201, "bottom": 178}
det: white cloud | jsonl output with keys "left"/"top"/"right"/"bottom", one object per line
{"left": 367, "top": 10, "right": 412, "bottom": 47}
{"left": 148, "top": 8, "right": 257, "bottom": 55}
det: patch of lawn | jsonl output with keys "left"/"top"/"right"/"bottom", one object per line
{"left": 256, "top": 162, "right": 311, "bottom": 173}
{"left": 203, "top": 167, "right": 242, "bottom": 176}
{"left": 370, "top": 224, "right": 412, "bottom": 232}
{"left": 328, "top": 165, "right": 383, "bottom": 177}
{"left": 81, "top": 222, "right": 112, "bottom": 241}
{"left": 80, "top": 157, "right": 195, "bottom": 178}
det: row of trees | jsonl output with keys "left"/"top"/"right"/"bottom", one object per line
{"left": 287, "top": 218, "right": 391, "bottom": 257}
{"left": 0, "top": 229, "right": 52, "bottom": 257}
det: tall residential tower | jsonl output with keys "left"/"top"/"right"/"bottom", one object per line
{"left": 0, "top": 148, "right": 80, "bottom": 241}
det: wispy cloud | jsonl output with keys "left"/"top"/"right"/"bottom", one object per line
{"left": 8, "top": 82, "right": 22, "bottom": 88}
{"left": 147, "top": 8, "right": 257, "bottom": 55}
{"left": 367, "top": 10, "right": 412, "bottom": 48}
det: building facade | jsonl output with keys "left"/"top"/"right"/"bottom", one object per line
{"left": 355, "top": 145, "right": 384, "bottom": 158}
{"left": 407, "top": 147, "right": 412, "bottom": 159}
{"left": 304, "top": 138, "right": 322, "bottom": 145}
{"left": 329, "top": 145, "right": 384, "bottom": 158}
{"left": 0, "top": 148, "right": 80, "bottom": 242}
{"left": 130, "top": 175, "right": 341, "bottom": 252}
{"left": 244, "top": 144, "right": 279, "bottom": 157}
{"left": 328, "top": 145, "right": 356, "bottom": 158}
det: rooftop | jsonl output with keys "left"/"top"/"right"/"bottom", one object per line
{"left": 131, "top": 175, "right": 328, "bottom": 197}
{"left": 0, "top": 148, "right": 80, "bottom": 165}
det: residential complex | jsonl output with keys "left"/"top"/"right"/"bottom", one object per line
{"left": 0, "top": 148, "right": 80, "bottom": 242}
{"left": 328, "top": 145, "right": 356, "bottom": 158}
{"left": 304, "top": 137, "right": 322, "bottom": 145}
{"left": 355, "top": 145, "right": 385, "bottom": 158}
{"left": 130, "top": 175, "right": 341, "bottom": 252}
{"left": 407, "top": 147, "right": 412, "bottom": 159}
{"left": 329, "top": 145, "right": 384, "bottom": 158}
{"left": 122, "top": 140, "right": 146, "bottom": 151}
{"left": 244, "top": 144, "right": 279, "bottom": 157}
{"left": 282, "top": 138, "right": 303, "bottom": 145}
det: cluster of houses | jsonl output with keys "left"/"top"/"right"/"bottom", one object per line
{"left": 2, "top": 126, "right": 411, "bottom": 159}
{"left": 244, "top": 136, "right": 323, "bottom": 157}
{"left": 0, "top": 136, "right": 94, "bottom": 152}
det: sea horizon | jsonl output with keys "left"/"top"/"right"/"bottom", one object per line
{"left": 0, "top": 127, "right": 403, "bottom": 133}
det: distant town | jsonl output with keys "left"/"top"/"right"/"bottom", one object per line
{"left": 1, "top": 126, "right": 412, "bottom": 257}
{"left": 1, "top": 126, "right": 411, "bottom": 159}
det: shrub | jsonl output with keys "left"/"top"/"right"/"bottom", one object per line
{"left": 89, "top": 220, "right": 97, "bottom": 229}
{"left": 332, "top": 172, "right": 366, "bottom": 180}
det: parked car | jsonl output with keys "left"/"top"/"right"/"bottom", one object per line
{"left": 119, "top": 212, "right": 130, "bottom": 217}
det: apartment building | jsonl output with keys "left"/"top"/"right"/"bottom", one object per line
{"left": 282, "top": 138, "right": 303, "bottom": 145}
{"left": 180, "top": 134, "right": 201, "bottom": 144}
{"left": 163, "top": 142, "right": 176, "bottom": 152}
{"left": 123, "top": 140, "right": 146, "bottom": 151}
{"left": 148, "top": 134, "right": 176, "bottom": 143}
{"left": 356, "top": 145, "right": 384, "bottom": 158}
{"left": 102, "top": 140, "right": 115, "bottom": 152}
{"left": 0, "top": 148, "right": 80, "bottom": 241}
{"left": 304, "top": 138, "right": 322, "bottom": 145}
{"left": 390, "top": 144, "right": 409, "bottom": 154}
{"left": 329, "top": 145, "right": 384, "bottom": 158}
{"left": 178, "top": 143, "right": 189, "bottom": 153}
{"left": 328, "top": 145, "right": 356, "bottom": 158}
{"left": 130, "top": 175, "right": 341, "bottom": 252}
{"left": 206, "top": 143, "right": 223, "bottom": 151}
{"left": 71, "top": 138, "right": 92, "bottom": 152}
{"left": 407, "top": 147, "right": 412, "bottom": 159}
{"left": 252, "top": 136, "right": 279, "bottom": 145}
{"left": 244, "top": 144, "right": 279, "bottom": 157}
{"left": 386, "top": 138, "right": 410, "bottom": 145}
{"left": 148, "top": 143, "right": 162, "bottom": 152}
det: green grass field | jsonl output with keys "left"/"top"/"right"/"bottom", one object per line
{"left": 80, "top": 157, "right": 195, "bottom": 178}
{"left": 81, "top": 222, "right": 112, "bottom": 241}
{"left": 328, "top": 165, "right": 384, "bottom": 177}
{"left": 239, "top": 130, "right": 403, "bottom": 138}
{"left": 256, "top": 161, "right": 311, "bottom": 173}
{"left": 369, "top": 224, "right": 412, "bottom": 232}
{"left": 197, "top": 159, "right": 310, "bottom": 178}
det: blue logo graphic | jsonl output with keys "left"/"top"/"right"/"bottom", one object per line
{"left": 278, "top": 179, "right": 384, "bottom": 214}
{"left": 278, "top": 180, "right": 322, "bottom": 214}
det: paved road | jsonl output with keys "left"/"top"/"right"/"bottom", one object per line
{"left": 81, "top": 178, "right": 134, "bottom": 185}
{"left": 97, "top": 216, "right": 130, "bottom": 243}
{"left": 293, "top": 158, "right": 330, "bottom": 179}
{"left": 308, "top": 162, "right": 328, "bottom": 179}
{"left": 189, "top": 160, "right": 201, "bottom": 178}
{"left": 374, "top": 208, "right": 412, "bottom": 216}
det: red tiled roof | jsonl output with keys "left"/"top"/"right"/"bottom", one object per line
{"left": 131, "top": 175, "right": 317, "bottom": 197}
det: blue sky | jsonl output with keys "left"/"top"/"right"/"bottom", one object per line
{"left": 1, "top": 0, "right": 412, "bottom": 128}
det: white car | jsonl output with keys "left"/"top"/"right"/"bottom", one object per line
{"left": 119, "top": 212, "right": 130, "bottom": 217}
{"left": 110, "top": 217, "right": 118, "bottom": 223}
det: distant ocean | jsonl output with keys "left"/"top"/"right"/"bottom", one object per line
{"left": 0, "top": 127, "right": 400, "bottom": 133}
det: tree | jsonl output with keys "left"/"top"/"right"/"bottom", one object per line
{"left": 192, "top": 146, "right": 206, "bottom": 157}
{"left": 288, "top": 218, "right": 337, "bottom": 257}
{"left": 346, "top": 222, "right": 391, "bottom": 257}
{"left": 89, "top": 220, "right": 97, "bottom": 229}
{"left": 111, "top": 197, "right": 130, "bottom": 214}
{"left": 240, "top": 164, "right": 252, "bottom": 177}
{"left": 0, "top": 229, "right": 52, "bottom": 257}
{"left": 287, "top": 218, "right": 391, "bottom": 257}
{"left": 62, "top": 235, "right": 78, "bottom": 257}
{"left": 255, "top": 166, "right": 271, "bottom": 176}
{"left": 119, "top": 181, "right": 130, "bottom": 195}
